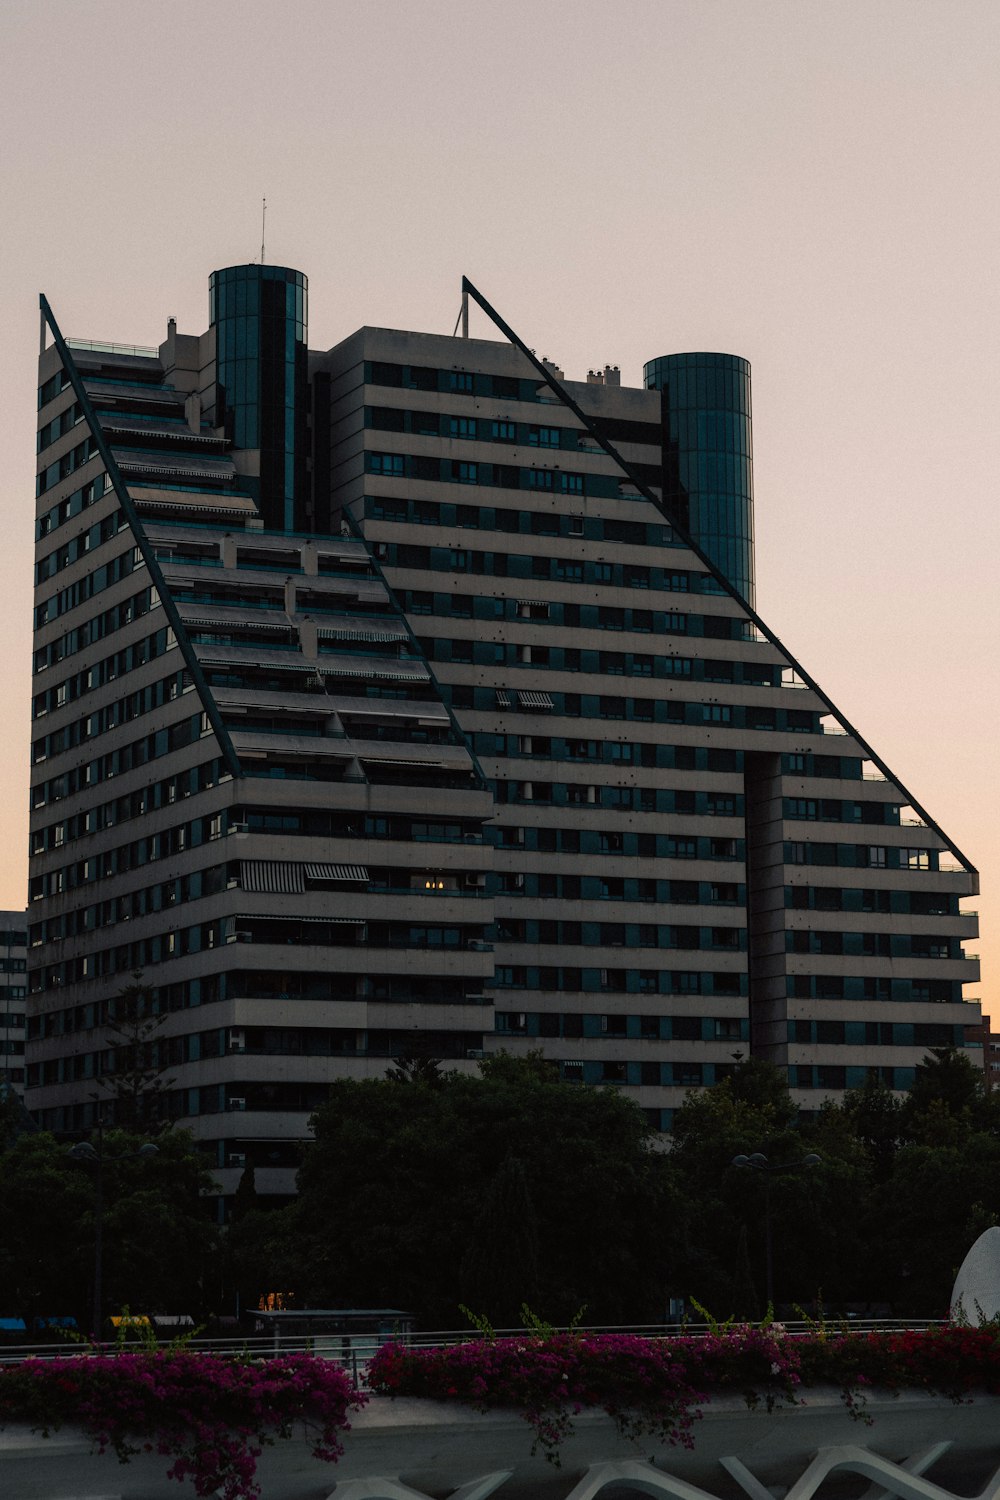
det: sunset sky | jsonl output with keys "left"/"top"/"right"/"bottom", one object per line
{"left": 1, "top": 0, "right": 996, "bottom": 1014}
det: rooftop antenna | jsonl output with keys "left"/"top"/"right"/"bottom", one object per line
{"left": 260, "top": 197, "right": 266, "bottom": 265}
{"left": 451, "top": 283, "right": 469, "bottom": 338}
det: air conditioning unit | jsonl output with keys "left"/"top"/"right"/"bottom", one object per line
{"left": 463, "top": 873, "right": 486, "bottom": 889}
{"left": 234, "top": 931, "right": 253, "bottom": 944}
{"left": 228, "top": 1097, "right": 246, "bottom": 1112}
{"left": 227, "top": 1152, "right": 246, "bottom": 1168}
{"left": 228, "top": 1029, "right": 245, "bottom": 1053}
{"left": 466, "top": 1049, "right": 485, "bottom": 1060}
{"left": 229, "top": 823, "right": 249, "bottom": 835}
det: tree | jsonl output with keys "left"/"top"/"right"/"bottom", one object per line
{"left": 460, "top": 1154, "right": 540, "bottom": 1325}
{"left": 837, "top": 1077, "right": 905, "bottom": 1180}
{"left": 0, "top": 1132, "right": 93, "bottom": 1323}
{"left": 384, "top": 1055, "right": 446, "bottom": 1087}
{"left": 669, "top": 1065, "right": 870, "bottom": 1317}
{"left": 96, "top": 973, "right": 175, "bottom": 1134}
{"left": 0, "top": 1127, "right": 220, "bottom": 1326}
{"left": 874, "top": 1134, "right": 1000, "bottom": 1315}
{"left": 904, "top": 1047, "right": 991, "bottom": 1140}
{"left": 264, "top": 1054, "right": 674, "bottom": 1327}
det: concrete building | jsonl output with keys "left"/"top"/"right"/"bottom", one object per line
{"left": 1, "top": 909, "right": 28, "bottom": 1097}
{"left": 27, "top": 265, "right": 980, "bottom": 1199}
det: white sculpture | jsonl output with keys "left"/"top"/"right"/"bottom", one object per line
{"left": 951, "top": 1225, "right": 1000, "bottom": 1323}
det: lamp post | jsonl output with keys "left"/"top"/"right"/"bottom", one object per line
{"left": 731, "top": 1151, "right": 820, "bottom": 1310}
{"left": 67, "top": 1116, "right": 158, "bottom": 1340}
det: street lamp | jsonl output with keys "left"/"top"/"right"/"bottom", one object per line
{"left": 67, "top": 1118, "right": 158, "bottom": 1340}
{"left": 731, "top": 1151, "right": 821, "bottom": 1310}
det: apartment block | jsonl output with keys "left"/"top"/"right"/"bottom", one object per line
{"left": 26, "top": 265, "right": 980, "bottom": 1200}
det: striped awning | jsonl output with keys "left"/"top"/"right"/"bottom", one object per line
{"left": 304, "top": 863, "right": 369, "bottom": 882}
{"left": 496, "top": 690, "right": 511, "bottom": 708}
{"left": 179, "top": 613, "right": 292, "bottom": 633}
{"left": 518, "top": 691, "right": 554, "bottom": 709}
{"left": 232, "top": 913, "right": 365, "bottom": 927}
{"left": 362, "top": 755, "right": 451, "bottom": 768}
{"left": 317, "top": 622, "right": 408, "bottom": 643}
{"left": 338, "top": 702, "right": 447, "bottom": 721}
{"left": 317, "top": 656, "right": 429, "bottom": 681}
{"left": 292, "top": 915, "right": 366, "bottom": 926}
{"left": 240, "top": 861, "right": 305, "bottom": 894}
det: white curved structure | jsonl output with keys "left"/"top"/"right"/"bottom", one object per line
{"left": 3, "top": 1389, "right": 1000, "bottom": 1500}
{"left": 951, "top": 1227, "right": 1000, "bottom": 1323}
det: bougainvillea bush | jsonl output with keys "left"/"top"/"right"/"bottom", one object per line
{"left": 0, "top": 1350, "right": 365, "bottom": 1500}
{"left": 368, "top": 1325, "right": 1000, "bottom": 1462}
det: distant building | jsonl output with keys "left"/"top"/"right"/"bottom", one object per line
{"left": 26, "top": 265, "right": 980, "bottom": 1202}
{"left": 1, "top": 910, "right": 28, "bottom": 1097}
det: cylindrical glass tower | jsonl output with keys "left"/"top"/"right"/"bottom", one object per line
{"left": 643, "top": 352, "right": 754, "bottom": 604}
{"left": 209, "top": 264, "right": 308, "bottom": 533}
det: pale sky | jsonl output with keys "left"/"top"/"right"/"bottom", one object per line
{"left": 1, "top": 0, "right": 996, "bottom": 1012}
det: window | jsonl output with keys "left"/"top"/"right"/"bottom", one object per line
{"left": 528, "top": 425, "right": 561, "bottom": 448}
{"left": 703, "top": 705, "right": 732, "bottom": 724}
{"left": 708, "top": 796, "right": 736, "bottom": 817}
{"left": 368, "top": 452, "right": 404, "bottom": 476}
{"left": 673, "top": 1062, "right": 703, "bottom": 1087}
{"left": 667, "top": 837, "right": 697, "bottom": 859}
{"left": 449, "top": 417, "right": 476, "bottom": 439}
{"left": 900, "top": 847, "right": 930, "bottom": 870}
{"left": 449, "top": 371, "right": 473, "bottom": 392}
{"left": 866, "top": 846, "right": 888, "bottom": 868}
{"left": 491, "top": 420, "right": 516, "bottom": 442}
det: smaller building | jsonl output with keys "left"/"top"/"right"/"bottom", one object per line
{"left": 0, "top": 910, "right": 28, "bottom": 1097}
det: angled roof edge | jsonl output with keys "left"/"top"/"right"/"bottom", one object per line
{"left": 461, "top": 276, "right": 977, "bottom": 877}
{"left": 38, "top": 294, "right": 243, "bottom": 781}
{"left": 338, "top": 503, "right": 490, "bottom": 789}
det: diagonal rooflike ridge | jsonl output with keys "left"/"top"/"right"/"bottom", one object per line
{"left": 460, "top": 275, "right": 976, "bottom": 878}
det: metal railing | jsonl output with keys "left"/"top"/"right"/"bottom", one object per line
{"left": 0, "top": 1317, "right": 950, "bottom": 1369}
{"left": 66, "top": 338, "right": 159, "bottom": 358}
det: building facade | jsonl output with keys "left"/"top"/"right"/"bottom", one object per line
{"left": 1, "top": 910, "right": 28, "bottom": 1098}
{"left": 26, "top": 266, "right": 980, "bottom": 1199}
